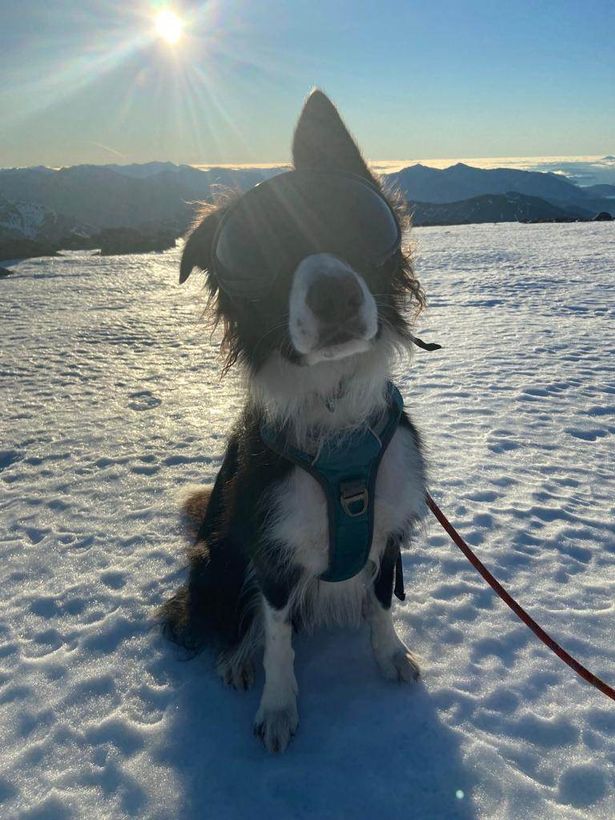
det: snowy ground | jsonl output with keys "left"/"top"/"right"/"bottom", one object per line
{"left": 1, "top": 221, "right": 614, "bottom": 819}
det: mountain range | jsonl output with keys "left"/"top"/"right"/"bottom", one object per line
{"left": 0, "top": 164, "right": 283, "bottom": 233}
{"left": 0, "top": 160, "right": 613, "bottom": 260}
{"left": 392, "top": 162, "right": 615, "bottom": 216}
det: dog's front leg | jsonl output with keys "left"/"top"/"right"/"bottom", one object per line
{"left": 254, "top": 598, "right": 298, "bottom": 753}
{"left": 366, "top": 540, "right": 420, "bottom": 682}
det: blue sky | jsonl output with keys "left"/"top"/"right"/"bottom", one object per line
{"left": 0, "top": 0, "right": 613, "bottom": 168}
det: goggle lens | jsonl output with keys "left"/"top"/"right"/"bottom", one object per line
{"left": 212, "top": 170, "right": 401, "bottom": 298}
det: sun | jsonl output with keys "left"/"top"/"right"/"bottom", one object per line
{"left": 154, "top": 10, "right": 183, "bottom": 45}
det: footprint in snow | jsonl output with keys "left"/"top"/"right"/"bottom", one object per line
{"left": 565, "top": 427, "right": 608, "bottom": 441}
{"left": 487, "top": 438, "right": 520, "bottom": 453}
{"left": 128, "top": 390, "right": 161, "bottom": 411}
{"left": 558, "top": 764, "right": 608, "bottom": 808}
{"left": 0, "top": 449, "right": 24, "bottom": 471}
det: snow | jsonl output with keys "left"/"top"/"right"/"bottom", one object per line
{"left": 1, "top": 221, "right": 614, "bottom": 819}
{"left": 0, "top": 199, "right": 51, "bottom": 240}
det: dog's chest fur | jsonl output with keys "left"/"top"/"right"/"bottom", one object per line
{"left": 266, "top": 424, "right": 426, "bottom": 625}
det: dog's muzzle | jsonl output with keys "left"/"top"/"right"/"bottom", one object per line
{"left": 288, "top": 254, "right": 378, "bottom": 362}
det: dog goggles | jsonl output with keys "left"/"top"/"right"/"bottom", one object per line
{"left": 211, "top": 170, "right": 402, "bottom": 299}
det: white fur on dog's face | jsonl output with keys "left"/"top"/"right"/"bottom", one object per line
{"left": 288, "top": 253, "right": 378, "bottom": 366}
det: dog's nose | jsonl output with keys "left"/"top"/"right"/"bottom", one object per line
{"left": 306, "top": 273, "right": 364, "bottom": 325}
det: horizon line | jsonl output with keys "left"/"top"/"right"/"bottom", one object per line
{"left": 1, "top": 153, "right": 614, "bottom": 174}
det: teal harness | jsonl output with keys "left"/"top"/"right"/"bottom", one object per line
{"left": 261, "top": 382, "right": 404, "bottom": 584}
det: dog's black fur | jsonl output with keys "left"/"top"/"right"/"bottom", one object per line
{"left": 161, "top": 407, "right": 423, "bottom": 651}
{"left": 160, "top": 89, "right": 427, "bottom": 751}
{"left": 161, "top": 408, "right": 296, "bottom": 651}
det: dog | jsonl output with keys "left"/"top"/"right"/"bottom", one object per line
{"left": 161, "top": 89, "right": 427, "bottom": 753}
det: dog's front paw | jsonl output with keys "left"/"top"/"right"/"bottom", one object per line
{"left": 216, "top": 653, "right": 255, "bottom": 691}
{"left": 376, "top": 647, "right": 421, "bottom": 683}
{"left": 253, "top": 704, "right": 299, "bottom": 753}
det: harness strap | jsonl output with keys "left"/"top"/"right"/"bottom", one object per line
{"left": 261, "top": 382, "right": 404, "bottom": 583}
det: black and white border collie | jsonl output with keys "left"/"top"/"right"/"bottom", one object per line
{"left": 161, "top": 90, "right": 427, "bottom": 753}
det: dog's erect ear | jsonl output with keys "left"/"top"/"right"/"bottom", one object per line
{"left": 179, "top": 208, "right": 224, "bottom": 284}
{"left": 292, "top": 89, "right": 375, "bottom": 182}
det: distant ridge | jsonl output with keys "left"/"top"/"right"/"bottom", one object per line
{"left": 411, "top": 192, "right": 587, "bottom": 227}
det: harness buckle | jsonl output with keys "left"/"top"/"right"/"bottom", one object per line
{"left": 340, "top": 481, "right": 369, "bottom": 517}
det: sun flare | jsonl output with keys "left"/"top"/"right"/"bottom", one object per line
{"left": 155, "top": 9, "right": 183, "bottom": 45}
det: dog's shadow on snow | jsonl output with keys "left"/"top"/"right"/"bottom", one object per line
{"left": 152, "top": 625, "right": 478, "bottom": 819}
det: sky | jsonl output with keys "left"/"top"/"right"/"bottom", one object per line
{"left": 0, "top": 0, "right": 614, "bottom": 169}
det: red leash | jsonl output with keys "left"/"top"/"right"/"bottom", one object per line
{"left": 426, "top": 492, "right": 615, "bottom": 702}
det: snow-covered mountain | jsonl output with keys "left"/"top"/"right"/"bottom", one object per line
{"left": 0, "top": 195, "right": 85, "bottom": 241}
{"left": 0, "top": 164, "right": 285, "bottom": 231}
{"left": 0, "top": 192, "right": 176, "bottom": 261}
{"left": 0, "top": 197, "right": 49, "bottom": 239}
